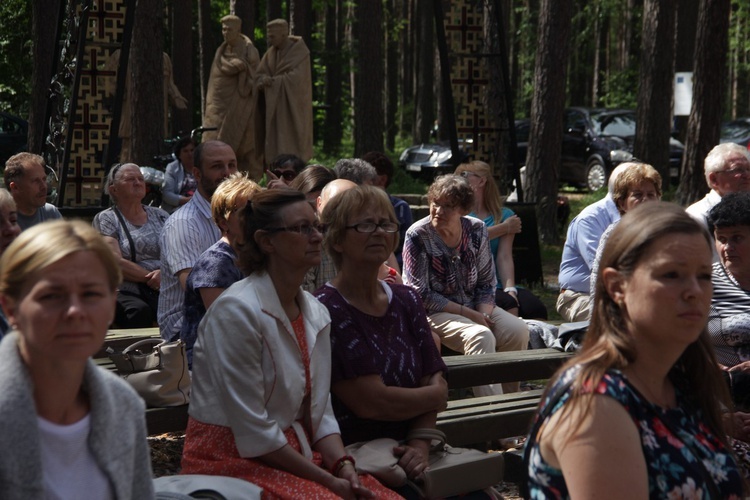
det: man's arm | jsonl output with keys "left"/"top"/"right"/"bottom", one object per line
{"left": 177, "top": 268, "right": 192, "bottom": 291}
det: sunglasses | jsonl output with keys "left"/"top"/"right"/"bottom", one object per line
{"left": 272, "top": 169, "right": 297, "bottom": 181}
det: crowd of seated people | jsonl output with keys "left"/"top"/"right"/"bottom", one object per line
{"left": 12, "top": 136, "right": 750, "bottom": 497}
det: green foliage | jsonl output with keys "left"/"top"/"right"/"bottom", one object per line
{"left": 599, "top": 68, "right": 639, "bottom": 109}
{"left": 0, "top": 0, "right": 31, "bottom": 114}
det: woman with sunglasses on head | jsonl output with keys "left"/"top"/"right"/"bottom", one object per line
{"left": 455, "top": 161, "right": 547, "bottom": 319}
{"left": 161, "top": 136, "right": 197, "bottom": 214}
{"left": 315, "top": 185, "right": 448, "bottom": 497}
{"left": 181, "top": 188, "right": 397, "bottom": 499}
{"left": 403, "top": 174, "right": 529, "bottom": 397}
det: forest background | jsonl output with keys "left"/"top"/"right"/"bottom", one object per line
{"left": 0, "top": 0, "right": 746, "bottom": 241}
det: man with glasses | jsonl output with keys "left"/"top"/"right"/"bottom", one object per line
{"left": 158, "top": 140, "right": 238, "bottom": 340}
{"left": 687, "top": 142, "right": 750, "bottom": 228}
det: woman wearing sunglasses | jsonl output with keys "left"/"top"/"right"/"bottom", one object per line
{"left": 181, "top": 188, "right": 397, "bottom": 499}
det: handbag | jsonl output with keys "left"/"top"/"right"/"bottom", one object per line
{"left": 112, "top": 206, "right": 160, "bottom": 313}
{"left": 406, "top": 428, "right": 504, "bottom": 499}
{"left": 107, "top": 338, "right": 191, "bottom": 407}
{"left": 345, "top": 438, "right": 407, "bottom": 487}
{"left": 345, "top": 429, "right": 504, "bottom": 499}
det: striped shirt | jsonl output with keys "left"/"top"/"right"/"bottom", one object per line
{"left": 158, "top": 191, "right": 220, "bottom": 340}
{"left": 708, "top": 261, "right": 750, "bottom": 367}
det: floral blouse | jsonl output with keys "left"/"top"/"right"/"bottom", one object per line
{"left": 527, "top": 366, "right": 743, "bottom": 499}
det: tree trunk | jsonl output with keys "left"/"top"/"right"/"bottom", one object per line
{"left": 267, "top": 1, "right": 282, "bottom": 21}
{"left": 413, "top": 0, "right": 434, "bottom": 143}
{"left": 130, "top": 0, "right": 165, "bottom": 164}
{"left": 525, "top": 0, "right": 572, "bottom": 244}
{"left": 29, "top": 0, "right": 59, "bottom": 154}
{"left": 322, "top": 0, "right": 343, "bottom": 155}
{"left": 198, "top": 0, "right": 215, "bottom": 118}
{"left": 353, "top": 0, "right": 384, "bottom": 155}
{"left": 385, "top": 0, "right": 398, "bottom": 152}
{"left": 400, "top": 0, "right": 414, "bottom": 137}
{"left": 290, "top": 0, "right": 313, "bottom": 49}
{"left": 677, "top": 0, "right": 730, "bottom": 206}
{"left": 634, "top": 0, "right": 676, "bottom": 190}
{"left": 171, "top": 0, "right": 193, "bottom": 136}
{"left": 231, "top": 0, "right": 255, "bottom": 36}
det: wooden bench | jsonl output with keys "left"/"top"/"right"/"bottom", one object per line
{"left": 120, "top": 347, "right": 571, "bottom": 439}
{"left": 435, "top": 349, "right": 572, "bottom": 447}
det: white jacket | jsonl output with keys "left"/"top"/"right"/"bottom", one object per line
{"left": 189, "top": 271, "right": 339, "bottom": 457}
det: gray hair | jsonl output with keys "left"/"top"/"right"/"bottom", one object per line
{"left": 333, "top": 158, "right": 377, "bottom": 185}
{"left": 704, "top": 143, "right": 750, "bottom": 183}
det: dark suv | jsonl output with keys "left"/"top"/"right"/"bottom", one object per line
{"left": 522, "top": 107, "right": 682, "bottom": 191}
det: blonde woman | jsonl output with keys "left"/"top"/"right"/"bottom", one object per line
{"left": 455, "top": 161, "right": 547, "bottom": 319}
{"left": 179, "top": 172, "right": 261, "bottom": 365}
{"left": 0, "top": 220, "right": 153, "bottom": 497}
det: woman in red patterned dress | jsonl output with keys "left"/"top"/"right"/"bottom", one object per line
{"left": 181, "top": 189, "right": 399, "bottom": 499}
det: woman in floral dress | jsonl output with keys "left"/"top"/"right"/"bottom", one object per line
{"left": 527, "top": 202, "right": 743, "bottom": 498}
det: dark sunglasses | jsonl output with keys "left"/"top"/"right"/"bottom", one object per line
{"left": 272, "top": 169, "right": 297, "bottom": 181}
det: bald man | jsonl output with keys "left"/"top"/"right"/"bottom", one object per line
{"left": 302, "top": 179, "right": 357, "bottom": 292}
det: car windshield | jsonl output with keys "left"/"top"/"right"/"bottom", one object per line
{"left": 591, "top": 112, "right": 637, "bottom": 137}
{"left": 721, "top": 121, "right": 750, "bottom": 140}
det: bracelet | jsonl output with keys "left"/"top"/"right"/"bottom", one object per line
{"left": 330, "top": 455, "right": 356, "bottom": 477}
{"left": 504, "top": 286, "right": 518, "bottom": 294}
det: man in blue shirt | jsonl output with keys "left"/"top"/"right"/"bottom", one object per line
{"left": 557, "top": 164, "right": 632, "bottom": 321}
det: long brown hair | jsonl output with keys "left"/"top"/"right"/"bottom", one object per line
{"left": 547, "top": 202, "right": 730, "bottom": 444}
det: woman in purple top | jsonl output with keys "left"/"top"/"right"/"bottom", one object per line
{"left": 315, "top": 185, "right": 448, "bottom": 493}
{"left": 180, "top": 173, "right": 260, "bottom": 365}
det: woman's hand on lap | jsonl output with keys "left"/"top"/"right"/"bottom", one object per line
{"left": 393, "top": 441, "right": 430, "bottom": 480}
{"left": 330, "top": 464, "right": 374, "bottom": 499}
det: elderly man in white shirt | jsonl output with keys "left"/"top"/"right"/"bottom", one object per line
{"left": 686, "top": 142, "right": 750, "bottom": 228}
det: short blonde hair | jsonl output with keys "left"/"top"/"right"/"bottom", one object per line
{"left": 211, "top": 172, "right": 261, "bottom": 229}
{"left": 320, "top": 185, "right": 399, "bottom": 271}
{"left": 612, "top": 162, "right": 662, "bottom": 214}
{"left": 0, "top": 220, "right": 122, "bottom": 300}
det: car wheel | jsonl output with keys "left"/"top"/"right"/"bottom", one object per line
{"left": 585, "top": 159, "right": 607, "bottom": 192}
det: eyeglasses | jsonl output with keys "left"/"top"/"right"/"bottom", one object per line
{"left": 460, "top": 171, "right": 481, "bottom": 179}
{"left": 266, "top": 221, "right": 323, "bottom": 236}
{"left": 719, "top": 167, "right": 750, "bottom": 177}
{"left": 345, "top": 222, "right": 399, "bottom": 233}
{"left": 272, "top": 169, "right": 298, "bottom": 181}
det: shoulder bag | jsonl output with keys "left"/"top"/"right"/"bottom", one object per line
{"left": 107, "top": 338, "right": 191, "bottom": 407}
{"left": 112, "top": 206, "right": 160, "bottom": 313}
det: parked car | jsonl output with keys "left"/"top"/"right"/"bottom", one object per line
{"left": 721, "top": 118, "right": 750, "bottom": 149}
{"left": 398, "top": 139, "right": 472, "bottom": 180}
{"left": 0, "top": 112, "right": 28, "bottom": 167}
{"left": 542, "top": 107, "right": 682, "bottom": 191}
{"left": 399, "top": 108, "right": 682, "bottom": 191}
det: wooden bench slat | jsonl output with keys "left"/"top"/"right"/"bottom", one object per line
{"left": 146, "top": 405, "right": 189, "bottom": 435}
{"left": 437, "top": 407, "right": 538, "bottom": 446}
{"left": 443, "top": 349, "right": 571, "bottom": 389}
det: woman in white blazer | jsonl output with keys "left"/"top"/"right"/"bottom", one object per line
{"left": 181, "top": 188, "right": 399, "bottom": 500}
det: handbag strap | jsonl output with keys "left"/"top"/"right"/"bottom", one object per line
{"left": 405, "top": 428, "right": 447, "bottom": 451}
{"left": 112, "top": 206, "right": 138, "bottom": 262}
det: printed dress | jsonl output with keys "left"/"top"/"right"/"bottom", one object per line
{"left": 527, "top": 366, "right": 743, "bottom": 499}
